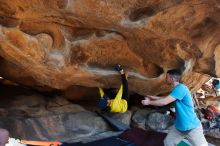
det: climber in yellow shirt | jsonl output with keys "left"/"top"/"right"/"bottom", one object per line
{"left": 98, "top": 64, "right": 129, "bottom": 113}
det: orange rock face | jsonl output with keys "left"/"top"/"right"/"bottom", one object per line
{"left": 0, "top": 0, "right": 219, "bottom": 96}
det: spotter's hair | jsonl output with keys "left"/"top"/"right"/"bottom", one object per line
{"left": 167, "top": 69, "right": 182, "bottom": 81}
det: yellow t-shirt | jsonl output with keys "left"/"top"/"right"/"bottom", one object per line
{"left": 108, "top": 85, "right": 128, "bottom": 113}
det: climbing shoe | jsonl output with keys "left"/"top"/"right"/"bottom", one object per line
{"left": 115, "top": 64, "right": 123, "bottom": 72}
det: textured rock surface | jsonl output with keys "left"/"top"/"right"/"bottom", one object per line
{"left": 0, "top": 92, "right": 133, "bottom": 142}
{"left": 146, "top": 112, "right": 172, "bottom": 131}
{"left": 0, "top": 94, "right": 110, "bottom": 142}
{"left": 0, "top": 112, "right": 111, "bottom": 142}
{"left": 131, "top": 109, "right": 154, "bottom": 129}
{"left": 131, "top": 109, "right": 173, "bottom": 132}
{"left": 0, "top": 0, "right": 219, "bottom": 96}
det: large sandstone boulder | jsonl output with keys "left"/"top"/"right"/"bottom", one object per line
{"left": 0, "top": 112, "right": 111, "bottom": 142}
{"left": 0, "top": 94, "right": 112, "bottom": 142}
{"left": 0, "top": 0, "right": 219, "bottom": 97}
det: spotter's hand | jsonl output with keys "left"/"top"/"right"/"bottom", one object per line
{"left": 141, "top": 97, "right": 151, "bottom": 106}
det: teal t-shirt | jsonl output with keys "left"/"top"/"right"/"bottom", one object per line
{"left": 169, "top": 83, "right": 200, "bottom": 131}
{"left": 215, "top": 83, "right": 220, "bottom": 89}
